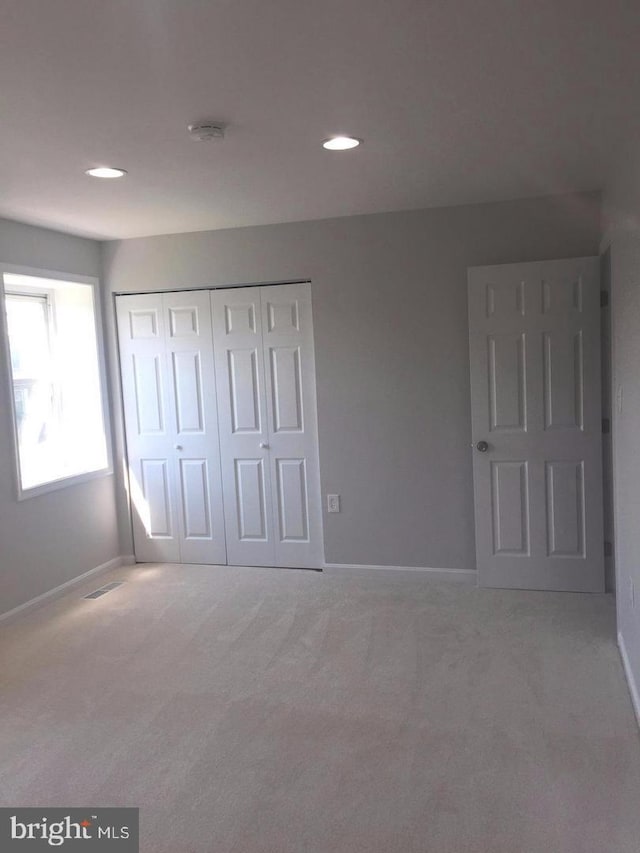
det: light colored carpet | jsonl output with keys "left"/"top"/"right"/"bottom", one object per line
{"left": 0, "top": 564, "right": 639, "bottom": 853}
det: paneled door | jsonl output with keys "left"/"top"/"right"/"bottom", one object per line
{"left": 116, "top": 291, "right": 226, "bottom": 564}
{"left": 261, "top": 284, "right": 323, "bottom": 568}
{"left": 212, "top": 283, "right": 323, "bottom": 568}
{"left": 211, "top": 287, "right": 273, "bottom": 567}
{"left": 468, "top": 257, "right": 604, "bottom": 591}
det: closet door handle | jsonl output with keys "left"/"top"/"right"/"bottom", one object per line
{"left": 259, "top": 442, "right": 269, "bottom": 449}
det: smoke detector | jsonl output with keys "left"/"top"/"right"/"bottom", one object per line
{"left": 187, "top": 122, "right": 226, "bottom": 142}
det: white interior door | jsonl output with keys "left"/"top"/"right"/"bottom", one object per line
{"left": 212, "top": 283, "right": 323, "bottom": 568}
{"left": 468, "top": 257, "right": 604, "bottom": 591}
{"left": 211, "top": 287, "right": 275, "bottom": 567}
{"left": 117, "top": 293, "right": 178, "bottom": 562}
{"left": 116, "top": 291, "right": 226, "bottom": 564}
{"left": 261, "top": 283, "right": 323, "bottom": 568}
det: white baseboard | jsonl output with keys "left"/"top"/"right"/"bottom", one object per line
{"left": 618, "top": 632, "right": 640, "bottom": 730}
{"left": 0, "top": 555, "right": 131, "bottom": 625}
{"left": 323, "top": 563, "right": 476, "bottom": 583}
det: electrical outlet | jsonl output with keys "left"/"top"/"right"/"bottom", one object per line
{"left": 327, "top": 494, "right": 341, "bottom": 513}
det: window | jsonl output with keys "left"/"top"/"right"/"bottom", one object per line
{"left": 2, "top": 269, "right": 111, "bottom": 498}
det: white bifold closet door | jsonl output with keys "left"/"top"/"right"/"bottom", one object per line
{"left": 117, "top": 283, "right": 322, "bottom": 569}
{"left": 116, "top": 290, "right": 226, "bottom": 564}
{"left": 211, "top": 283, "right": 322, "bottom": 568}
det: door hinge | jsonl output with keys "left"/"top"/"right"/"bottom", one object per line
{"left": 600, "top": 290, "right": 609, "bottom": 308}
{"left": 602, "top": 418, "right": 611, "bottom": 434}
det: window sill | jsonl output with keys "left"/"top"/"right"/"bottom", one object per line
{"left": 17, "top": 466, "right": 114, "bottom": 502}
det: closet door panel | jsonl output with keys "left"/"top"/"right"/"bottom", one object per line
{"left": 227, "top": 348, "right": 262, "bottom": 433}
{"left": 164, "top": 290, "right": 226, "bottom": 564}
{"left": 212, "top": 288, "right": 276, "bottom": 566}
{"left": 275, "top": 458, "right": 309, "bottom": 541}
{"left": 261, "top": 283, "right": 323, "bottom": 568}
{"left": 116, "top": 294, "right": 180, "bottom": 562}
{"left": 234, "top": 458, "right": 270, "bottom": 540}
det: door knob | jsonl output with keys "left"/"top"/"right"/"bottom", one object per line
{"left": 475, "top": 440, "right": 489, "bottom": 453}
{"left": 175, "top": 444, "right": 183, "bottom": 451}
{"left": 260, "top": 442, "right": 269, "bottom": 449}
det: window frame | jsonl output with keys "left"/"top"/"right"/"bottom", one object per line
{"left": 0, "top": 263, "right": 113, "bottom": 501}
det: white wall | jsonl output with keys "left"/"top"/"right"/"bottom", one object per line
{"left": 602, "top": 156, "right": 640, "bottom": 719}
{"left": 102, "top": 192, "right": 601, "bottom": 569}
{"left": 0, "top": 218, "right": 121, "bottom": 614}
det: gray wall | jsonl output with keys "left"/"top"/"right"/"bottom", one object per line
{"left": 0, "top": 218, "right": 120, "bottom": 614}
{"left": 602, "top": 158, "right": 640, "bottom": 714}
{"left": 103, "top": 192, "right": 601, "bottom": 569}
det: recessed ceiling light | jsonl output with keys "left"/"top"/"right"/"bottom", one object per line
{"left": 85, "top": 167, "right": 127, "bottom": 179}
{"left": 322, "top": 136, "right": 362, "bottom": 151}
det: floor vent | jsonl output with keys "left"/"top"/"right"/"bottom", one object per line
{"left": 84, "top": 581, "right": 125, "bottom": 600}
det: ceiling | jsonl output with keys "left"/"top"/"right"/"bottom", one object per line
{"left": 0, "top": 0, "right": 639, "bottom": 240}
